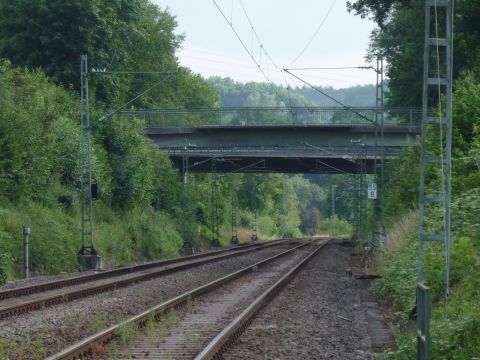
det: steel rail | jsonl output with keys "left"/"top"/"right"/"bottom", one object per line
{"left": 0, "top": 240, "right": 291, "bottom": 319}
{"left": 45, "top": 240, "right": 315, "bottom": 360}
{"left": 195, "top": 240, "right": 329, "bottom": 360}
{"left": 0, "top": 239, "right": 284, "bottom": 301}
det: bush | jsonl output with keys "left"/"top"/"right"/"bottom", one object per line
{"left": 321, "top": 215, "right": 352, "bottom": 236}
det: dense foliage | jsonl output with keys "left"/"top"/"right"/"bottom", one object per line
{"left": 0, "top": 58, "right": 337, "bottom": 281}
{"left": 348, "top": 0, "right": 480, "bottom": 107}
{"left": 0, "top": 1, "right": 339, "bottom": 283}
{"left": 0, "top": 0, "right": 218, "bottom": 108}
{"left": 347, "top": 0, "right": 480, "bottom": 356}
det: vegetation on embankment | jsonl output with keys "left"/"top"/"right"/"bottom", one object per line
{"left": 371, "top": 57, "right": 480, "bottom": 360}
{"left": 0, "top": 0, "right": 338, "bottom": 283}
{"left": 0, "top": 60, "right": 333, "bottom": 282}
{"left": 347, "top": 0, "right": 480, "bottom": 357}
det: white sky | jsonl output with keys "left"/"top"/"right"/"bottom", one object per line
{"left": 152, "top": 0, "right": 377, "bottom": 89}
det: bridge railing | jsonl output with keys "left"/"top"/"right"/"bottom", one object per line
{"left": 117, "top": 107, "right": 421, "bottom": 128}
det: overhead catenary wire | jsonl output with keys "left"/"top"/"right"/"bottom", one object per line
{"left": 90, "top": 70, "right": 177, "bottom": 75}
{"left": 221, "top": 160, "right": 266, "bottom": 175}
{"left": 238, "top": 0, "right": 282, "bottom": 71}
{"left": 284, "top": 69, "right": 374, "bottom": 124}
{"left": 284, "top": 66, "right": 378, "bottom": 87}
{"left": 285, "top": 66, "right": 375, "bottom": 71}
{"left": 97, "top": 72, "right": 176, "bottom": 123}
{"left": 211, "top": 0, "right": 288, "bottom": 105}
{"left": 287, "top": 0, "right": 337, "bottom": 67}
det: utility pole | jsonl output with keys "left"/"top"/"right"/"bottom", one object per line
{"left": 78, "top": 55, "right": 101, "bottom": 270}
{"left": 182, "top": 141, "right": 193, "bottom": 254}
{"left": 282, "top": 177, "right": 287, "bottom": 237}
{"left": 377, "top": 57, "right": 386, "bottom": 248}
{"left": 231, "top": 182, "right": 239, "bottom": 244}
{"left": 417, "top": 0, "right": 453, "bottom": 357}
{"left": 331, "top": 185, "right": 336, "bottom": 236}
{"left": 371, "top": 57, "right": 384, "bottom": 249}
{"left": 418, "top": 0, "right": 453, "bottom": 294}
{"left": 353, "top": 168, "right": 359, "bottom": 241}
{"left": 23, "top": 226, "right": 30, "bottom": 279}
{"left": 251, "top": 174, "right": 258, "bottom": 241}
{"left": 211, "top": 158, "right": 220, "bottom": 247}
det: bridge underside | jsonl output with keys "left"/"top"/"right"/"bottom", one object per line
{"left": 168, "top": 148, "right": 379, "bottom": 174}
{"left": 146, "top": 124, "right": 419, "bottom": 174}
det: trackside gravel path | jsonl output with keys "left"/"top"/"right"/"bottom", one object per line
{"left": 224, "top": 239, "right": 390, "bottom": 360}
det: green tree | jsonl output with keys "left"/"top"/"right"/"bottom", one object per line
{"left": 348, "top": 0, "right": 480, "bottom": 107}
{"left": 0, "top": 0, "right": 218, "bottom": 109}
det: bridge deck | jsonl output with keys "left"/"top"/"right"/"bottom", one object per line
{"left": 122, "top": 107, "right": 421, "bottom": 174}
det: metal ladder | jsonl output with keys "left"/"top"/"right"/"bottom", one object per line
{"left": 418, "top": 0, "right": 453, "bottom": 294}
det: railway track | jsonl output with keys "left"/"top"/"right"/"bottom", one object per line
{"left": 0, "top": 239, "right": 289, "bottom": 320}
{"left": 46, "top": 239, "right": 328, "bottom": 360}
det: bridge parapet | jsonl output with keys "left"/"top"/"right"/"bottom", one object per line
{"left": 118, "top": 107, "right": 421, "bottom": 128}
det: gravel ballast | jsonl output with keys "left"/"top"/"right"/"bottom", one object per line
{"left": 224, "top": 239, "right": 390, "bottom": 360}
{"left": 0, "top": 245, "right": 291, "bottom": 359}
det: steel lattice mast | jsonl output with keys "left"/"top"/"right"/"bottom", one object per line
{"left": 79, "top": 55, "right": 95, "bottom": 257}
{"left": 418, "top": 0, "right": 453, "bottom": 296}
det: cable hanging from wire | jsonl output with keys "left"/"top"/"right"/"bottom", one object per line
{"left": 238, "top": 0, "right": 281, "bottom": 71}
{"left": 211, "top": 0, "right": 288, "bottom": 105}
{"left": 287, "top": 0, "right": 337, "bottom": 68}
{"left": 238, "top": 0, "right": 298, "bottom": 103}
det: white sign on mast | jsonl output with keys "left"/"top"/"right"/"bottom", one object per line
{"left": 368, "top": 183, "right": 377, "bottom": 199}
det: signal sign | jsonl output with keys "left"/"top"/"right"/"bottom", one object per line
{"left": 368, "top": 183, "right": 377, "bottom": 199}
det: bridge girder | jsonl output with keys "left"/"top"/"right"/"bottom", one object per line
{"left": 145, "top": 124, "right": 419, "bottom": 174}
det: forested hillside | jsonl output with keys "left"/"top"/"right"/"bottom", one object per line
{"left": 0, "top": 1, "right": 334, "bottom": 283}
{"left": 348, "top": 0, "right": 480, "bottom": 357}
{"left": 209, "top": 77, "right": 376, "bottom": 107}
{"left": 295, "top": 84, "right": 376, "bottom": 107}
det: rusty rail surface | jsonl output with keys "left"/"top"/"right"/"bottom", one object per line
{"left": 0, "top": 240, "right": 291, "bottom": 319}
{"left": 0, "top": 239, "right": 284, "bottom": 301}
{"left": 45, "top": 240, "right": 315, "bottom": 360}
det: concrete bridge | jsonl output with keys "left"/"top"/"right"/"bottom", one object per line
{"left": 119, "top": 107, "right": 421, "bottom": 174}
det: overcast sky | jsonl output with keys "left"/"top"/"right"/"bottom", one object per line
{"left": 152, "top": 0, "right": 377, "bottom": 89}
